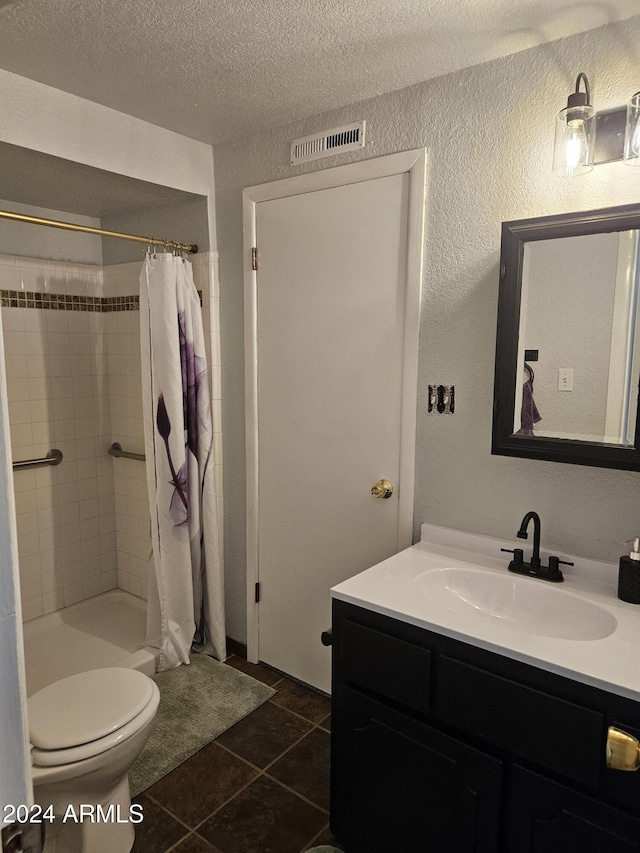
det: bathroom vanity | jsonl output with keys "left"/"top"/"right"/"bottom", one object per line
{"left": 329, "top": 525, "right": 640, "bottom": 852}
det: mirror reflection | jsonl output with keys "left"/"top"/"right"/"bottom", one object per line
{"left": 513, "top": 230, "right": 640, "bottom": 445}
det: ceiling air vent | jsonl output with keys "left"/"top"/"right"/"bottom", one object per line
{"left": 290, "top": 121, "right": 366, "bottom": 165}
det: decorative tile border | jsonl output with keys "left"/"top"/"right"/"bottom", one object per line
{"left": 0, "top": 290, "right": 203, "bottom": 311}
{"left": 0, "top": 290, "right": 138, "bottom": 312}
{"left": 102, "top": 296, "right": 140, "bottom": 312}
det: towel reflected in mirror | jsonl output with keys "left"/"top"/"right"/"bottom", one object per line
{"left": 517, "top": 379, "right": 541, "bottom": 435}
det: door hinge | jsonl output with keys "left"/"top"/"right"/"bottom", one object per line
{"left": 255, "top": 582, "right": 260, "bottom": 603}
{"left": 252, "top": 247, "right": 258, "bottom": 271}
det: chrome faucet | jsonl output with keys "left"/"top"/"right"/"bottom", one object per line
{"left": 501, "top": 511, "right": 571, "bottom": 583}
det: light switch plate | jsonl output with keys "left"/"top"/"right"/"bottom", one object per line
{"left": 428, "top": 384, "right": 455, "bottom": 414}
{"left": 558, "top": 368, "right": 574, "bottom": 391}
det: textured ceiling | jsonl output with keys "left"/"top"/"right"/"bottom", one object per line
{"left": 0, "top": 0, "right": 638, "bottom": 146}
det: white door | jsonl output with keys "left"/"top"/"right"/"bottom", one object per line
{"left": 245, "top": 152, "right": 425, "bottom": 693}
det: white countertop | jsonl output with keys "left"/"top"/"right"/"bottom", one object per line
{"left": 331, "top": 523, "right": 640, "bottom": 703}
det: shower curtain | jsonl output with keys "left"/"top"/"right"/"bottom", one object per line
{"left": 140, "top": 253, "right": 226, "bottom": 670}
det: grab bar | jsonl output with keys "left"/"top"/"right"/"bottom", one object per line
{"left": 109, "top": 442, "right": 145, "bottom": 462}
{"left": 13, "top": 448, "right": 63, "bottom": 471}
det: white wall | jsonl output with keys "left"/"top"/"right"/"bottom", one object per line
{"left": 0, "top": 69, "right": 216, "bottom": 212}
{"left": 0, "top": 67, "right": 217, "bottom": 279}
{"left": 0, "top": 199, "right": 103, "bottom": 265}
{"left": 523, "top": 232, "right": 619, "bottom": 439}
{"left": 214, "top": 16, "right": 640, "bottom": 642}
{"left": 101, "top": 197, "right": 210, "bottom": 265}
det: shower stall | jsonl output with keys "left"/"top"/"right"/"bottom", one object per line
{"left": 0, "top": 204, "right": 223, "bottom": 696}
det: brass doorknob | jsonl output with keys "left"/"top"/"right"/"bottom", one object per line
{"left": 606, "top": 727, "right": 640, "bottom": 771}
{"left": 371, "top": 479, "right": 393, "bottom": 499}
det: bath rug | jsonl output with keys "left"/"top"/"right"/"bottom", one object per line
{"left": 128, "top": 653, "right": 275, "bottom": 796}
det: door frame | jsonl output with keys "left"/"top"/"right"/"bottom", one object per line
{"left": 243, "top": 148, "right": 426, "bottom": 664}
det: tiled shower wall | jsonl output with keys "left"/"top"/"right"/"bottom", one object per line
{"left": 1, "top": 251, "right": 222, "bottom": 621}
{"left": 102, "top": 261, "right": 149, "bottom": 599}
{"left": 0, "top": 256, "right": 117, "bottom": 620}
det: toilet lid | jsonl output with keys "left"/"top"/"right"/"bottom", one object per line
{"left": 28, "top": 668, "right": 155, "bottom": 750}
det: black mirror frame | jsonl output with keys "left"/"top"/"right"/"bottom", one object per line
{"left": 492, "top": 202, "right": 640, "bottom": 471}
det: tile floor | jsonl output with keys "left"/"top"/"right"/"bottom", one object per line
{"left": 132, "top": 655, "right": 342, "bottom": 853}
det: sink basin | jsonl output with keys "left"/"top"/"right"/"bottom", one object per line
{"left": 414, "top": 567, "right": 617, "bottom": 640}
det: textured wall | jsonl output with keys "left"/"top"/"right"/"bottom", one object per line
{"left": 214, "top": 16, "right": 640, "bottom": 642}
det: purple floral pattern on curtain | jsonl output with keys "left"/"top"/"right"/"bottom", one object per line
{"left": 156, "top": 393, "right": 189, "bottom": 527}
{"left": 156, "top": 313, "right": 209, "bottom": 529}
{"left": 180, "top": 311, "right": 208, "bottom": 458}
{"left": 156, "top": 313, "right": 213, "bottom": 649}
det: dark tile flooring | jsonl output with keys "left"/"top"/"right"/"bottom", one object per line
{"left": 132, "top": 656, "right": 341, "bottom": 853}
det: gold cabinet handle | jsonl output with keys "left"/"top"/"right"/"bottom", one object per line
{"left": 371, "top": 479, "right": 393, "bottom": 499}
{"left": 606, "top": 727, "right": 640, "bottom": 771}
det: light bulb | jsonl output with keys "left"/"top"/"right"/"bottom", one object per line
{"left": 632, "top": 120, "right": 640, "bottom": 157}
{"left": 565, "top": 125, "right": 584, "bottom": 172}
{"left": 553, "top": 104, "right": 595, "bottom": 176}
{"left": 624, "top": 91, "right": 640, "bottom": 165}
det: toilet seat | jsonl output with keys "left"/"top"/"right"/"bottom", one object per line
{"left": 29, "top": 668, "right": 159, "bottom": 767}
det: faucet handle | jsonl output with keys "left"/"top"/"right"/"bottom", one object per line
{"left": 548, "top": 555, "right": 574, "bottom": 572}
{"left": 549, "top": 556, "right": 575, "bottom": 569}
{"left": 549, "top": 555, "right": 574, "bottom": 567}
{"left": 501, "top": 547, "right": 524, "bottom": 565}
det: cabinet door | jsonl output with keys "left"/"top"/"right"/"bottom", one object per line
{"left": 508, "top": 765, "right": 640, "bottom": 853}
{"left": 331, "top": 687, "right": 502, "bottom": 852}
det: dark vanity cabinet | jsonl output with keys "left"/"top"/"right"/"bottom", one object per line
{"left": 330, "top": 600, "right": 640, "bottom": 852}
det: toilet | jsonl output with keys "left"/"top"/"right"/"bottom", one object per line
{"left": 28, "top": 668, "right": 160, "bottom": 853}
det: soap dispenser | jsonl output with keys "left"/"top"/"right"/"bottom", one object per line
{"left": 618, "top": 538, "right": 640, "bottom": 604}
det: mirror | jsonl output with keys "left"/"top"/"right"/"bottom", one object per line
{"left": 492, "top": 203, "right": 640, "bottom": 470}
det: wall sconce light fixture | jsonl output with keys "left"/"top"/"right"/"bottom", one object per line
{"left": 553, "top": 73, "right": 595, "bottom": 176}
{"left": 624, "top": 91, "right": 640, "bottom": 166}
{"left": 553, "top": 73, "right": 640, "bottom": 176}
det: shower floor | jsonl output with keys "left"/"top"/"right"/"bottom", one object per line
{"left": 22, "top": 589, "right": 158, "bottom": 696}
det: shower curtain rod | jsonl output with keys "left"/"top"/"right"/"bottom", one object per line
{"left": 0, "top": 209, "right": 198, "bottom": 254}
